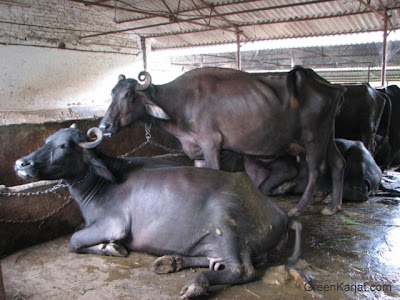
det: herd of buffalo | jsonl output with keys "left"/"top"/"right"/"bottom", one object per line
{"left": 14, "top": 66, "right": 400, "bottom": 298}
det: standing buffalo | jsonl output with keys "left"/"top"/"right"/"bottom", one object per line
{"left": 335, "top": 83, "right": 388, "bottom": 154}
{"left": 14, "top": 125, "right": 303, "bottom": 298}
{"left": 99, "top": 66, "right": 346, "bottom": 216}
{"left": 376, "top": 85, "right": 400, "bottom": 170}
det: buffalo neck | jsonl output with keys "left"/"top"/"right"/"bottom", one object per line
{"left": 149, "top": 83, "right": 185, "bottom": 127}
{"left": 66, "top": 152, "right": 128, "bottom": 211}
{"left": 66, "top": 170, "right": 106, "bottom": 211}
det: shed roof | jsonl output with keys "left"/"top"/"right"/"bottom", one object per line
{"left": 73, "top": 0, "right": 400, "bottom": 51}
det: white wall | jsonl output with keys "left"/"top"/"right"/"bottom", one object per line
{"left": 0, "top": 0, "right": 145, "bottom": 124}
{"left": 0, "top": 45, "right": 144, "bottom": 124}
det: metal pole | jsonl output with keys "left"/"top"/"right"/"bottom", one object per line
{"left": 236, "top": 28, "right": 241, "bottom": 70}
{"left": 291, "top": 49, "right": 296, "bottom": 68}
{"left": 381, "top": 14, "right": 388, "bottom": 86}
{"left": 141, "top": 37, "right": 147, "bottom": 71}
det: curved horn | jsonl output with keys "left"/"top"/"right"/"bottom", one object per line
{"left": 79, "top": 127, "right": 104, "bottom": 149}
{"left": 137, "top": 71, "right": 152, "bottom": 90}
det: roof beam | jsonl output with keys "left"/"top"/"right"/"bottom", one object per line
{"left": 199, "top": 0, "right": 252, "bottom": 41}
{"left": 65, "top": 0, "right": 164, "bottom": 16}
{"left": 116, "top": 0, "right": 266, "bottom": 24}
{"left": 145, "top": 10, "right": 379, "bottom": 39}
{"left": 78, "top": 0, "right": 336, "bottom": 39}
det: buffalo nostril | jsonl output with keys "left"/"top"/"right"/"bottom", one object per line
{"left": 99, "top": 123, "right": 111, "bottom": 132}
{"left": 16, "top": 159, "right": 31, "bottom": 168}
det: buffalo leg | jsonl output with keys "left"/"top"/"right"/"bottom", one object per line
{"left": 288, "top": 149, "right": 322, "bottom": 216}
{"left": 321, "top": 137, "right": 345, "bottom": 215}
{"left": 381, "top": 148, "right": 400, "bottom": 171}
{"left": 180, "top": 251, "right": 255, "bottom": 298}
{"left": 198, "top": 133, "right": 222, "bottom": 169}
{"left": 244, "top": 156, "right": 298, "bottom": 195}
{"left": 153, "top": 256, "right": 221, "bottom": 274}
{"left": 259, "top": 160, "right": 298, "bottom": 195}
{"left": 243, "top": 156, "right": 272, "bottom": 187}
{"left": 69, "top": 222, "right": 128, "bottom": 256}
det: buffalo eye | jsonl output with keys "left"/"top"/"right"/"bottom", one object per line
{"left": 126, "top": 93, "right": 136, "bottom": 102}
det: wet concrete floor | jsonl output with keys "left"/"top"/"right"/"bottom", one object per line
{"left": 2, "top": 172, "right": 400, "bottom": 300}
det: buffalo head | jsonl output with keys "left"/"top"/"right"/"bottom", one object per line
{"left": 99, "top": 71, "right": 169, "bottom": 137}
{"left": 15, "top": 125, "right": 114, "bottom": 182}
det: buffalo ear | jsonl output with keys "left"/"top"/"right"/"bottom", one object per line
{"left": 118, "top": 74, "right": 126, "bottom": 81}
{"left": 145, "top": 100, "right": 170, "bottom": 120}
{"left": 90, "top": 157, "right": 115, "bottom": 182}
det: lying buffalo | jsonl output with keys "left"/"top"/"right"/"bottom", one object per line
{"left": 99, "top": 66, "right": 346, "bottom": 216}
{"left": 15, "top": 125, "right": 303, "bottom": 298}
{"left": 246, "top": 139, "right": 382, "bottom": 202}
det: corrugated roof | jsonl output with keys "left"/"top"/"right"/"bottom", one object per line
{"left": 60, "top": 1, "right": 400, "bottom": 82}
{"left": 72, "top": 0, "right": 400, "bottom": 50}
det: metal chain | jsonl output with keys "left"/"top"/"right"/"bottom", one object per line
{"left": 120, "top": 123, "right": 182, "bottom": 158}
{"left": 0, "top": 181, "right": 67, "bottom": 197}
{"left": 0, "top": 191, "right": 73, "bottom": 224}
{"left": 0, "top": 177, "right": 79, "bottom": 224}
{"left": 145, "top": 123, "right": 152, "bottom": 142}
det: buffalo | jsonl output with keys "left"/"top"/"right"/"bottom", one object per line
{"left": 376, "top": 85, "right": 400, "bottom": 170}
{"left": 14, "top": 125, "right": 303, "bottom": 298}
{"left": 335, "top": 83, "right": 388, "bottom": 154}
{"left": 99, "top": 66, "right": 346, "bottom": 216}
{"left": 246, "top": 139, "right": 382, "bottom": 202}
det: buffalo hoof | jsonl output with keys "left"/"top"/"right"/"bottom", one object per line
{"left": 321, "top": 194, "right": 332, "bottom": 204}
{"left": 180, "top": 281, "right": 209, "bottom": 299}
{"left": 288, "top": 206, "right": 307, "bottom": 217}
{"left": 101, "top": 242, "right": 128, "bottom": 257}
{"left": 152, "top": 255, "right": 183, "bottom": 274}
{"left": 320, "top": 205, "right": 341, "bottom": 216}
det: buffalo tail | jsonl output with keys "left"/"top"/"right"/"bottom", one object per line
{"left": 285, "top": 218, "right": 302, "bottom": 271}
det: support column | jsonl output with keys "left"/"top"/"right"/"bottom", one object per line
{"left": 141, "top": 36, "right": 147, "bottom": 71}
{"left": 381, "top": 13, "right": 388, "bottom": 86}
{"left": 236, "top": 27, "right": 241, "bottom": 70}
{"left": 291, "top": 50, "right": 296, "bottom": 68}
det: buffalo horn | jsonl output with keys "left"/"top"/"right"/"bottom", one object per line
{"left": 137, "top": 71, "right": 152, "bottom": 90}
{"left": 79, "top": 127, "right": 104, "bottom": 149}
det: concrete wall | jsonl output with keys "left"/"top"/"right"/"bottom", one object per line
{"left": 0, "top": 0, "right": 146, "bottom": 125}
{"left": 0, "top": 44, "right": 143, "bottom": 124}
{"left": 0, "top": 0, "right": 140, "bottom": 53}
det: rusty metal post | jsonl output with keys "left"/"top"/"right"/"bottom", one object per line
{"left": 291, "top": 49, "right": 296, "bottom": 68}
{"left": 236, "top": 27, "right": 241, "bottom": 70}
{"left": 381, "top": 13, "right": 388, "bottom": 86}
{"left": 141, "top": 36, "right": 147, "bottom": 71}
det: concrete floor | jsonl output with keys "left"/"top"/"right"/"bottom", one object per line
{"left": 2, "top": 172, "right": 400, "bottom": 300}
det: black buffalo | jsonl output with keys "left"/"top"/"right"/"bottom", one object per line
{"left": 99, "top": 66, "right": 346, "bottom": 216}
{"left": 246, "top": 139, "right": 382, "bottom": 202}
{"left": 14, "top": 125, "right": 302, "bottom": 298}
{"left": 335, "top": 83, "right": 388, "bottom": 154}
{"left": 376, "top": 85, "right": 400, "bottom": 170}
